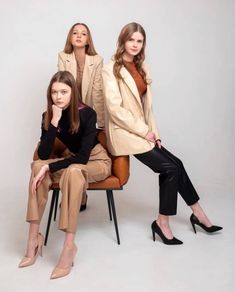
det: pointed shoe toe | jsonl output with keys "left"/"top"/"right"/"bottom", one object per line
{"left": 190, "top": 214, "right": 223, "bottom": 234}
{"left": 151, "top": 221, "right": 183, "bottom": 245}
{"left": 50, "top": 265, "right": 73, "bottom": 280}
{"left": 18, "top": 257, "right": 34, "bottom": 268}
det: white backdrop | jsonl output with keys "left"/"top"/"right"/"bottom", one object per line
{"left": 0, "top": 0, "right": 234, "bottom": 198}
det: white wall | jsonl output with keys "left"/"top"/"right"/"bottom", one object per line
{"left": 0, "top": 0, "right": 234, "bottom": 197}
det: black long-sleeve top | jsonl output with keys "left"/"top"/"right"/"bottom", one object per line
{"left": 38, "top": 106, "right": 99, "bottom": 173}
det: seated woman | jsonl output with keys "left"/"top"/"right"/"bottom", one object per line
{"left": 102, "top": 22, "right": 222, "bottom": 245}
{"left": 19, "top": 71, "right": 111, "bottom": 279}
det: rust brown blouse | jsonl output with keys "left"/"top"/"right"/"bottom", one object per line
{"left": 76, "top": 60, "right": 84, "bottom": 96}
{"left": 123, "top": 61, "right": 147, "bottom": 103}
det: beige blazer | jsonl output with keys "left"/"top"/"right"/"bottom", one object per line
{"left": 102, "top": 60, "right": 160, "bottom": 156}
{"left": 58, "top": 51, "right": 104, "bottom": 128}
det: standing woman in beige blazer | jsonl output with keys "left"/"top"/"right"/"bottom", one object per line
{"left": 58, "top": 22, "right": 104, "bottom": 128}
{"left": 58, "top": 22, "right": 105, "bottom": 209}
{"left": 102, "top": 23, "right": 222, "bottom": 245}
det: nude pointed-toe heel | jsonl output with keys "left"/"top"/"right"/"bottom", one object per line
{"left": 50, "top": 245, "right": 77, "bottom": 280}
{"left": 18, "top": 233, "right": 44, "bottom": 268}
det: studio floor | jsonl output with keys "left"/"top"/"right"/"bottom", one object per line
{"left": 0, "top": 183, "right": 233, "bottom": 292}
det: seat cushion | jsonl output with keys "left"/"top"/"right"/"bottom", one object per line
{"left": 88, "top": 176, "right": 121, "bottom": 189}
{"left": 49, "top": 175, "right": 122, "bottom": 191}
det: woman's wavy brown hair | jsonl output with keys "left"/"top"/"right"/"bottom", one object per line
{"left": 63, "top": 23, "right": 97, "bottom": 55}
{"left": 44, "top": 71, "right": 82, "bottom": 133}
{"left": 113, "top": 22, "right": 146, "bottom": 82}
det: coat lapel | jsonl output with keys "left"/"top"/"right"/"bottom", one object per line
{"left": 120, "top": 66, "right": 142, "bottom": 107}
{"left": 82, "top": 55, "right": 94, "bottom": 100}
{"left": 65, "top": 52, "right": 77, "bottom": 79}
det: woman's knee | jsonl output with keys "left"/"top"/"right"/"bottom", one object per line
{"left": 165, "top": 155, "right": 184, "bottom": 174}
{"left": 67, "top": 164, "right": 83, "bottom": 173}
{"left": 66, "top": 165, "right": 87, "bottom": 182}
{"left": 175, "top": 157, "right": 184, "bottom": 169}
{"left": 31, "top": 160, "right": 48, "bottom": 172}
{"left": 165, "top": 163, "right": 180, "bottom": 177}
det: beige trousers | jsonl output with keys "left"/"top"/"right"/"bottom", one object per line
{"left": 26, "top": 143, "right": 111, "bottom": 233}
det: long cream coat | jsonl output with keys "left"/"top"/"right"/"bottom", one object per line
{"left": 58, "top": 51, "right": 104, "bottom": 128}
{"left": 102, "top": 60, "right": 160, "bottom": 156}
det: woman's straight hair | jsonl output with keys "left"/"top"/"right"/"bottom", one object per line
{"left": 64, "top": 23, "right": 97, "bottom": 55}
{"left": 44, "top": 71, "right": 82, "bottom": 133}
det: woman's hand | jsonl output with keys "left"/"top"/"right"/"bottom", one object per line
{"left": 155, "top": 139, "right": 161, "bottom": 149}
{"left": 51, "top": 104, "right": 62, "bottom": 127}
{"left": 31, "top": 164, "right": 49, "bottom": 195}
{"left": 145, "top": 132, "right": 156, "bottom": 143}
{"left": 145, "top": 132, "right": 162, "bottom": 148}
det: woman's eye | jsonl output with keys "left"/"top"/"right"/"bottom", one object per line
{"left": 62, "top": 90, "right": 67, "bottom": 94}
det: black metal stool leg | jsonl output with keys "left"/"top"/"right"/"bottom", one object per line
{"left": 106, "top": 192, "right": 112, "bottom": 221}
{"left": 53, "top": 189, "right": 59, "bottom": 221}
{"left": 107, "top": 190, "right": 120, "bottom": 245}
{"left": 44, "top": 190, "right": 58, "bottom": 246}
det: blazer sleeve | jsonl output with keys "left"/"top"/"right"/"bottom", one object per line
{"left": 102, "top": 65, "right": 149, "bottom": 138}
{"left": 148, "top": 106, "right": 160, "bottom": 140}
{"left": 57, "top": 52, "right": 66, "bottom": 71}
{"left": 91, "top": 57, "right": 105, "bottom": 128}
{"left": 142, "top": 63, "right": 161, "bottom": 140}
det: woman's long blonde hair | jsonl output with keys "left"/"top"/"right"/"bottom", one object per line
{"left": 63, "top": 22, "right": 97, "bottom": 55}
{"left": 113, "top": 22, "right": 146, "bottom": 81}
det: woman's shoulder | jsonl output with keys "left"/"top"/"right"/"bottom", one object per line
{"left": 141, "top": 62, "right": 152, "bottom": 81}
{"left": 41, "top": 111, "right": 46, "bottom": 119}
{"left": 58, "top": 51, "right": 73, "bottom": 60}
{"left": 79, "top": 105, "right": 97, "bottom": 119}
{"left": 142, "top": 62, "right": 149, "bottom": 71}
{"left": 103, "top": 59, "right": 115, "bottom": 71}
{"left": 93, "top": 54, "right": 103, "bottom": 62}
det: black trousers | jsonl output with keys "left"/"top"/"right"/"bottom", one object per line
{"left": 134, "top": 146, "right": 200, "bottom": 215}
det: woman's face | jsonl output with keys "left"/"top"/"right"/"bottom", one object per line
{"left": 70, "top": 24, "right": 89, "bottom": 49}
{"left": 51, "top": 82, "right": 71, "bottom": 109}
{"left": 124, "top": 31, "right": 144, "bottom": 59}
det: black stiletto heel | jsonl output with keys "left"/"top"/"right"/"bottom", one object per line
{"left": 190, "top": 214, "right": 223, "bottom": 234}
{"left": 80, "top": 195, "right": 88, "bottom": 212}
{"left": 151, "top": 221, "right": 183, "bottom": 245}
{"left": 152, "top": 227, "right": 156, "bottom": 241}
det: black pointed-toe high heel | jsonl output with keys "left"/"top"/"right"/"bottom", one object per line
{"left": 190, "top": 214, "right": 223, "bottom": 234}
{"left": 151, "top": 221, "right": 183, "bottom": 245}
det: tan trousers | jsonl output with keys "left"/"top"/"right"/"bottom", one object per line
{"left": 26, "top": 143, "right": 111, "bottom": 233}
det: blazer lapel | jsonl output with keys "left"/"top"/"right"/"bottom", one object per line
{"left": 65, "top": 52, "right": 77, "bottom": 79}
{"left": 120, "top": 66, "right": 142, "bottom": 107}
{"left": 82, "top": 55, "right": 94, "bottom": 100}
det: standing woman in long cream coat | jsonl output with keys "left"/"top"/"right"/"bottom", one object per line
{"left": 102, "top": 22, "right": 222, "bottom": 245}
{"left": 58, "top": 22, "right": 105, "bottom": 209}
